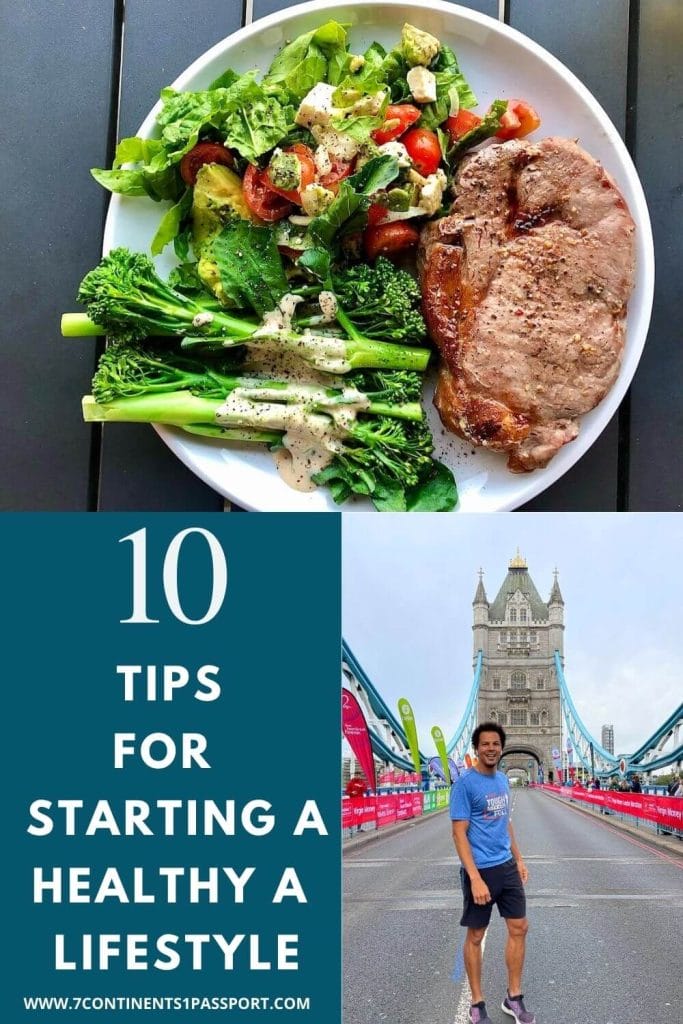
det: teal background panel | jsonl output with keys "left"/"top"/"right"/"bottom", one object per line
{"left": 2, "top": 513, "right": 341, "bottom": 1022}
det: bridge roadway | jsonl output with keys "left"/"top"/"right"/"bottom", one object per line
{"left": 343, "top": 789, "right": 683, "bottom": 1024}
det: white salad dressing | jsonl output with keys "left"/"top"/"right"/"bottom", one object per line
{"left": 215, "top": 386, "right": 370, "bottom": 492}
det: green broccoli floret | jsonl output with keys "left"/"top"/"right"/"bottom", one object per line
{"left": 61, "top": 248, "right": 430, "bottom": 374}
{"left": 332, "top": 257, "right": 427, "bottom": 343}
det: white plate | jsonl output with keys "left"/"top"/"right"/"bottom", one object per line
{"left": 103, "top": 0, "right": 654, "bottom": 512}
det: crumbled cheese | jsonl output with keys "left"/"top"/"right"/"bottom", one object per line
{"left": 349, "top": 54, "right": 365, "bottom": 73}
{"left": 407, "top": 66, "right": 437, "bottom": 104}
{"left": 318, "top": 291, "right": 338, "bottom": 323}
{"left": 418, "top": 169, "right": 448, "bottom": 215}
{"left": 378, "top": 140, "right": 412, "bottom": 168}
{"left": 352, "top": 90, "right": 387, "bottom": 116}
{"left": 300, "top": 183, "right": 335, "bottom": 217}
{"left": 192, "top": 312, "right": 214, "bottom": 328}
{"left": 311, "top": 124, "right": 359, "bottom": 161}
{"left": 314, "top": 146, "right": 333, "bottom": 178}
{"left": 295, "top": 82, "right": 341, "bottom": 128}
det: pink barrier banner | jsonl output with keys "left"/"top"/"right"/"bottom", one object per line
{"left": 397, "top": 793, "right": 413, "bottom": 820}
{"left": 343, "top": 791, "right": 430, "bottom": 830}
{"left": 376, "top": 794, "right": 399, "bottom": 828}
{"left": 535, "top": 784, "right": 683, "bottom": 829}
{"left": 342, "top": 796, "right": 378, "bottom": 829}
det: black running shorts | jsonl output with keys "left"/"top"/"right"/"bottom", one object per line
{"left": 459, "top": 857, "right": 526, "bottom": 928}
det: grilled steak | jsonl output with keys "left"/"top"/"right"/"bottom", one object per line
{"left": 419, "top": 137, "right": 636, "bottom": 472}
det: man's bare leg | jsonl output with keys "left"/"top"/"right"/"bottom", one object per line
{"left": 463, "top": 926, "right": 488, "bottom": 1004}
{"left": 504, "top": 917, "right": 529, "bottom": 996}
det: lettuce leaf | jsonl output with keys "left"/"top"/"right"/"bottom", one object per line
{"left": 212, "top": 221, "right": 288, "bottom": 315}
{"left": 307, "top": 155, "right": 400, "bottom": 247}
{"left": 263, "top": 20, "right": 349, "bottom": 101}
{"left": 448, "top": 99, "right": 508, "bottom": 159}
{"left": 221, "top": 96, "right": 293, "bottom": 163}
{"left": 150, "top": 188, "right": 193, "bottom": 256}
{"left": 419, "top": 45, "right": 478, "bottom": 130}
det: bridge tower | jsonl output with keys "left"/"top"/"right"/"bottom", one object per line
{"left": 473, "top": 552, "right": 563, "bottom": 782}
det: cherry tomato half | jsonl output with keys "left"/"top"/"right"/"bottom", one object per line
{"left": 179, "top": 142, "right": 234, "bottom": 186}
{"left": 265, "top": 143, "right": 316, "bottom": 204}
{"left": 364, "top": 222, "right": 420, "bottom": 261}
{"left": 319, "top": 156, "right": 354, "bottom": 193}
{"left": 367, "top": 203, "right": 388, "bottom": 227}
{"left": 444, "top": 109, "right": 482, "bottom": 144}
{"left": 402, "top": 128, "right": 442, "bottom": 177}
{"left": 371, "top": 104, "right": 421, "bottom": 145}
{"left": 495, "top": 99, "right": 541, "bottom": 141}
{"left": 243, "top": 164, "right": 293, "bottom": 222}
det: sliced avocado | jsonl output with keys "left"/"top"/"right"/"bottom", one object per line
{"left": 385, "top": 187, "right": 412, "bottom": 212}
{"left": 401, "top": 23, "right": 440, "bottom": 67}
{"left": 191, "top": 163, "right": 256, "bottom": 253}
{"left": 197, "top": 255, "right": 228, "bottom": 305}
{"left": 192, "top": 163, "right": 257, "bottom": 305}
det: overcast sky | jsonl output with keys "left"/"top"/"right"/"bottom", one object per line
{"left": 342, "top": 513, "right": 682, "bottom": 759}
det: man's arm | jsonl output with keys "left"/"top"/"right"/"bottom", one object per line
{"left": 452, "top": 820, "right": 491, "bottom": 904}
{"left": 508, "top": 821, "right": 528, "bottom": 884}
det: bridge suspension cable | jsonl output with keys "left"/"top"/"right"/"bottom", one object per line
{"left": 342, "top": 640, "right": 424, "bottom": 771}
{"left": 446, "top": 651, "right": 483, "bottom": 762}
{"left": 554, "top": 652, "right": 683, "bottom": 776}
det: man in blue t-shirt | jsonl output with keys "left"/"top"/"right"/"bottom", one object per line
{"left": 450, "top": 722, "right": 535, "bottom": 1024}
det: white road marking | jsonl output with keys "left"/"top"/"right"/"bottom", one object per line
{"left": 453, "top": 931, "right": 486, "bottom": 1024}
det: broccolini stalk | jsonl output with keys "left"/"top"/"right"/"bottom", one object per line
{"left": 62, "top": 249, "right": 430, "bottom": 374}
{"left": 85, "top": 343, "right": 423, "bottom": 424}
{"left": 80, "top": 344, "right": 456, "bottom": 511}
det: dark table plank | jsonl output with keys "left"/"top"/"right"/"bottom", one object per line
{"left": 97, "top": 0, "right": 244, "bottom": 510}
{"left": 511, "top": 0, "right": 630, "bottom": 511}
{"left": 626, "top": 0, "right": 683, "bottom": 510}
{"left": 1, "top": 0, "right": 119, "bottom": 510}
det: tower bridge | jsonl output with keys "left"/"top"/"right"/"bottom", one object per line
{"left": 343, "top": 552, "right": 683, "bottom": 785}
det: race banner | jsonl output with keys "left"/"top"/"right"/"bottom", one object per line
{"left": 342, "top": 689, "right": 376, "bottom": 791}
{"left": 431, "top": 726, "right": 452, "bottom": 782}
{"left": 376, "top": 795, "right": 399, "bottom": 829}
{"left": 535, "top": 785, "right": 683, "bottom": 832}
{"left": 448, "top": 757, "right": 459, "bottom": 780}
{"left": 398, "top": 698, "right": 422, "bottom": 777}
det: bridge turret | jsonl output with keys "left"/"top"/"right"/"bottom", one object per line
{"left": 472, "top": 568, "right": 489, "bottom": 661}
{"left": 548, "top": 569, "right": 565, "bottom": 657}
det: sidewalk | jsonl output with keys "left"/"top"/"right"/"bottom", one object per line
{"left": 538, "top": 789, "right": 683, "bottom": 859}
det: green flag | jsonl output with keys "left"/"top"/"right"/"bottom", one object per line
{"left": 431, "top": 726, "right": 451, "bottom": 783}
{"left": 398, "top": 698, "right": 421, "bottom": 777}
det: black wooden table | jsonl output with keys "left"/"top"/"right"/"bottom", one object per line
{"left": 3, "top": 1, "right": 681, "bottom": 511}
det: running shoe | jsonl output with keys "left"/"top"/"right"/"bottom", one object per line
{"left": 468, "top": 1003, "right": 493, "bottom": 1024}
{"left": 502, "top": 993, "right": 536, "bottom": 1023}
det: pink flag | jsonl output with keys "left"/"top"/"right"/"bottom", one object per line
{"left": 342, "top": 690, "right": 376, "bottom": 791}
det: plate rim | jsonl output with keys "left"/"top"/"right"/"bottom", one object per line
{"left": 103, "top": 0, "right": 655, "bottom": 513}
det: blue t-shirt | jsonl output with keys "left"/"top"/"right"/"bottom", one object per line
{"left": 450, "top": 769, "right": 511, "bottom": 868}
